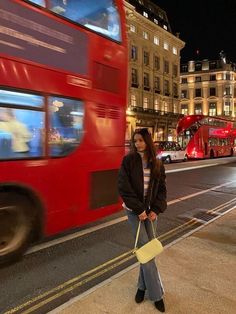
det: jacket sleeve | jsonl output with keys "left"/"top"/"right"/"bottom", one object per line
{"left": 118, "top": 156, "right": 144, "bottom": 215}
{"left": 152, "top": 163, "right": 167, "bottom": 214}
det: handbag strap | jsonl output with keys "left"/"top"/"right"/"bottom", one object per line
{"left": 134, "top": 220, "right": 156, "bottom": 250}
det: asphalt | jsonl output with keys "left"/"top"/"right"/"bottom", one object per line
{"left": 49, "top": 208, "right": 236, "bottom": 314}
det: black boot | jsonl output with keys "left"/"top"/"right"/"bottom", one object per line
{"left": 135, "top": 289, "right": 145, "bottom": 303}
{"left": 154, "top": 299, "right": 165, "bottom": 312}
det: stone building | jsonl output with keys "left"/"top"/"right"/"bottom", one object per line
{"left": 180, "top": 56, "right": 236, "bottom": 119}
{"left": 124, "top": 0, "right": 185, "bottom": 141}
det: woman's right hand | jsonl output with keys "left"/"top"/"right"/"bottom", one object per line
{"left": 138, "top": 211, "right": 148, "bottom": 221}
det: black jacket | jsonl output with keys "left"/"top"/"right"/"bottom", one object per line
{"left": 118, "top": 152, "right": 167, "bottom": 215}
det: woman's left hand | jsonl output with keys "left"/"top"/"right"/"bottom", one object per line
{"left": 148, "top": 211, "right": 157, "bottom": 221}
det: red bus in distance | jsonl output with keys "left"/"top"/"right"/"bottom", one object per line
{"left": 0, "top": 0, "right": 127, "bottom": 264}
{"left": 177, "top": 115, "right": 236, "bottom": 159}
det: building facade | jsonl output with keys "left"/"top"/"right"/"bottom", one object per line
{"left": 180, "top": 58, "right": 236, "bottom": 119}
{"left": 124, "top": 0, "right": 185, "bottom": 141}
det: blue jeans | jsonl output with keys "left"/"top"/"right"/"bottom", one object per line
{"left": 126, "top": 209, "right": 164, "bottom": 301}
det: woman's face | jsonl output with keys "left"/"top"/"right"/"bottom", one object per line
{"left": 134, "top": 134, "right": 147, "bottom": 152}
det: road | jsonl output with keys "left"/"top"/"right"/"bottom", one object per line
{"left": 1, "top": 157, "right": 236, "bottom": 314}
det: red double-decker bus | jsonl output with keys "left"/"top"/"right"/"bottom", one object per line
{"left": 0, "top": 0, "right": 127, "bottom": 264}
{"left": 177, "top": 115, "right": 236, "bottom": 159}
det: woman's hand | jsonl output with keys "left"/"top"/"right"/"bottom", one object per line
{"left": 148, "top": 211, "right": 157, "bottom": 221}
{"left": 138, "top": 211, "right": 148, "bottom": 221}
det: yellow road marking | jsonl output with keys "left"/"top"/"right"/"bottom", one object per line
{"left": 4, "top": 251, "right": 132, "bottom": 314}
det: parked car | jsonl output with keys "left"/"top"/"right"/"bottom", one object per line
{"left": 155, "top": 141, "right": 187, "bottom": 163}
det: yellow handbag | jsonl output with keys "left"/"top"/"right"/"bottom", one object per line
{"left": 133, "top": 220, "right": 163, "bottom": 264}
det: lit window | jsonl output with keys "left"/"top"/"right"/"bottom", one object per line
{"left": 154, "top": 99, "right": 159, "bottom": 111}
{"left": 143, "top": 11, "right": 148, "bottom": 18}
{"left": 164, "top": 41, "right": 169, "bottom": 50}
{"left": 163, "top": 25, "right": 167, "bottom": 30}
{"left": 131, "top": 95, "right": 137, "bottom": 107}
{"left": 154, "top": 18, "right": 158, "bottom": 25}
{"left": 154, "top": 36, "right": 159, "bottom": 45}
{"left": 173, "top": 102, "right": 178, "bottom": 113}
{"left": 143, "top": 31, "right": 148, "bottom": 39}
{"left": 143, "top": 97, "right": 148, "bottom": 110}
{"left": 130, "top": 24, "right": 136, "bottom": 32}
{"left": 173, "top": 47, "right": 177, "bottom": 55}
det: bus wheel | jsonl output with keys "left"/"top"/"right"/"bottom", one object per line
{"left": 210, "top": 150, "right": 214, "bottom": 158}
{"left": 0, "top": 193, "right": 32, "bottom": 265}
{"left": 165, "top": 156, "right": 171, "bottom": 163}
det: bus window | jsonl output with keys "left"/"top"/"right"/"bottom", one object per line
{"left": 0, "top": 107, "right": 44, "bottom": 159}
{"left": 0, "top": 90, "right": 44, "bottom": 159}
{"left": 48, "top": 96, "right": 84, "bottom": 156}
{"left": 28, "top": 0, "right": 46, "bottom": 6}
{"left": 48, "top": 0, "right": 121, "bottom": 41}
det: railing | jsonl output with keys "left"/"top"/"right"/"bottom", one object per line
{"left": 130, "top": 106, "right": 184, "bottom": 118}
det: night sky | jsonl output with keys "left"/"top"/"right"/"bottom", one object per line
{"left": 151, "top": 0, "right": 236, "bottom": 63}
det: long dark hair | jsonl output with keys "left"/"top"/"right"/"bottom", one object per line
{"left": 131, "top": 128, "right": 161, "bottom": 176}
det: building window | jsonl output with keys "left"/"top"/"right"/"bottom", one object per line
{"left": 181, "top": 104, "right": 188, "bottom": 115}
{"left": 195, "top": 88, "right": 202, "bottom": 97}
{"left": 143, "top": 31, "right": 148, "bottom": 39}
{"left": 181, "top": 65, "right": 188, "bottom": 73}
{"left": 143, "top": 11, "right": 148, "bottom": 18}
{"left": 154, "top": 76, "right": 160, "bottom": 91}
{"left": 172, "top": 47, "right": 177, "bottom": 55}
{"left": 210, "top": 87, "right": 216, "bottom": 96}
{"left": 131, "top": 94, "right": 137, "bottom": 107}
{"left": 163, "top": 25, "right": 167, "bottom": 30}
{"left": 173, "top": 64, "right": 178, "bottom": 77}
{"left": 143, "top": 72, "right": 150, "bottom": 88}
{"left": 173, "top": 102, "right": 178, "bottom": 113}
{"left": 181, "top": 78, "right": 187, "bottom": 84}
{"left": 131, "top": 68, "right": 138, "bottom": 86}
{"left": 210, "top": 74, "right": 216, "bottom": 81}
{"left": 164, "top": 41, "right": 169, "bottom": 50}
{"left": 209, "top": 103, "right": 216, "bottom": 116}
{"left": 154, "top": 36, "right": 159, "bottom": 45}
{"left": 154, "top": 56, "right": 160, "bottom": 70}
{"left": 130, "top": 24, "right": 136, "bottom": 32}
{"left": 143, "top": 51, "right": 149, "bottom": 66}
{"left": 181, "top": 90, "right": 187, "bottom": 98}
{"left": 225, "top": 87, "right": 231, "bottom": 95}
{"left": 131, "top": 45, "right": 138, "bottom": 61}
{"left": 194, "top": 103, "right": 202, "bottom": 114}
{"left": 143, "top": 97, "right": 148, "bottom": 110}
{"left": 154, "top": 18, "right": 158, "bottom": 25}
{"left": 225, "top": 73, "right": 231, "bottom": 80}
{"left": 195, "top": 63, "right": 202, "bottom": 71}
{"left": 163, "top": 101, "right": 168, "bottom": 112}
{"left": 164, "top": 60, "right": 169, "bottom": 73}
{"left": 209, "top": 61, "right": 217, "bottom": 70}
{"left": 173, "top": 83, "right": 178, "bottom": 97}
{"left": 195, "top": 76, "right": 201, "bottom": 82}
{"left": 164, "top": 80, "right": 169, "bottom": 95}
{"left": 224, "top": 101, "right": 230, "bottom": 116}
{"left": 154, "top": 99, "right": 159, "bottom": 111}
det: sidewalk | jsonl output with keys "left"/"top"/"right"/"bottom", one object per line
{"left": 51, "top": 209, "right": 236, "bottom": 314}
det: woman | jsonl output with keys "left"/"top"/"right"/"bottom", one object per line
{"left": 118, "top": 128, "right": 167, "bottom": 312}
